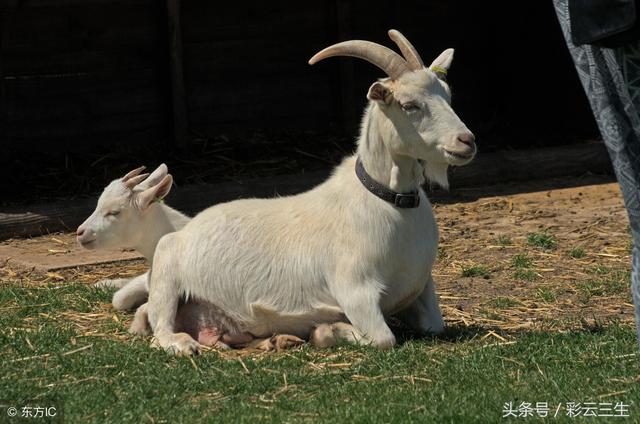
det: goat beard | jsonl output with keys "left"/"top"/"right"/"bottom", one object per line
{"left": 420, "top": 160, "right": 449, "bottom": 190}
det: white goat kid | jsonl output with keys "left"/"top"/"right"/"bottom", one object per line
{"left": 77, "top": 164, "right": 189, "bottom": 310}
{"left": 78, "top": 165, "right": 305, "bottom": 351}
{"left": 146, "top": 30, "right": 476, "bottom": 355}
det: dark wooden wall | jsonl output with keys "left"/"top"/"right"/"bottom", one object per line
{"left": 0, "top": 1, "right": 598, "bottom": 152}
{"left": 1, "top": 0, "right": 169, "bottom": 149}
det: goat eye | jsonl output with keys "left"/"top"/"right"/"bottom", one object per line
{"left": 401, "top": 102, "right": 420, "bottom": 111}
{"left": 105, "top": 210, "right": 120, "bottom": 217}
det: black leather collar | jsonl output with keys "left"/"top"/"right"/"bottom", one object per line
{"left": 355, "top": 157, "right": 420, "bottom": 208}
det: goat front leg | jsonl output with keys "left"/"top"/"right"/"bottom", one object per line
{"left": 111, "top": 272, "right": 149, "bottom": 310}
{"left": 333, "top": 281, "right": 396, "bottom": 349}
{"left": 147, "top": 278, "right": 201, "bottom": 355}
{"left": 146, "top": 238, "right": 201, "bottom": 356}
{"left": 396, "top": 276, "right": 445, "bottom": 335}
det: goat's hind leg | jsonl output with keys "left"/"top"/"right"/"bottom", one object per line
{"left": 146, "top": 236, "right": 201, "bottom": 356}
{"left": 95, "top": 278, "right": 130, "bottom": 290}
{"left": 244, "top": 334, "right": 304, "bottom": 351}
{"left": 129, "top": 302, "right": 152, "bottom": 336}
{"left": 310, "top": 322, "right": 364, "bottom": 348}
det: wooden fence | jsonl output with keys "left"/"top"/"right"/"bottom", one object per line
{"left": 0, "top": 1, "right": 598, "bottom": 151}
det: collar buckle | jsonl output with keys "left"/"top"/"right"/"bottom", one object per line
{"left": 355, "top": 156, "right": 421, "bottom": 209}
{"left": 394, "top": 192, "right": 420, "bottom": 208}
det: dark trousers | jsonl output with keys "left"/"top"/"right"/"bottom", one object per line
{"left": 554, "top": 0, "right": 640, "bottom": 344}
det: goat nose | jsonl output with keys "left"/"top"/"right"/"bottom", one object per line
{"left": 457, "top": 132, "right": 475, "bottom": 146}
{"left": 76, "top": 227, "right": 85, "bottom": 237}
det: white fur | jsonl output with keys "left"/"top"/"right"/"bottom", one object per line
{"left": 79, "top": 164, "right": 325, "bottom": 350}
{"left": 146, "top": 47, "right": 476, "bottom": 354}
{"left": 77, "top": 164, "right": 190, "bottom": 310}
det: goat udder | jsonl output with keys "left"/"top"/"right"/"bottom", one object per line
{"left": 196, "top": 327, "right": 224, "bottom": 346}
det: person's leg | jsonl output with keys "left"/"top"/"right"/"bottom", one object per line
{"left": 620, "top": 45, "right": 640, "bottom": 346}
{"left": 554, "top": 0, "right": 640, "bottom": 344}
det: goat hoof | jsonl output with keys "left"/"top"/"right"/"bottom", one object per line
{"left": 152, "top": 333, "right": 201, "bottom": 356}
{"left": 272, "top": 334, "right": 304, "bottom": 351}
{"left": 128, "top": 318, "right": 151, "bottom": 336}
{"left": 95, "top": 278, "right": 129, "bottom": 289}
{"left": 246, "top": 334, "right": 303, "bottom": 352}
{"left": 213, "top": 341, "right": 231, "bottom": 350}
{"left": 373, "top": 333, "right": 396, "bottom": 350}
{"left": 310, "top": 324, "right": 337, "bottom": 348}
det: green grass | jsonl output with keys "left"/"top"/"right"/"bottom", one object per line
{"left": 527, "top": 232, "right": 557, "bottom": 250}
{"left": 512, "top": 253, "right": 533, "bottom": 269}
{"left": 461, "top": 265, "right": 491, "bottom": 279}
{"left": 1, "top": 283, "right": 639, "bottom": 423}
{"left": 511, "top": 253, "right": 537, "bottom": 281}
{"left": 437, "top": 247, "right": 448, "bottom": 261}
{"left": 576, "top": 268, "right": 631, "bottom": 304}
{"left": 513, "top": 269, "right": 538, "bottom": 282}
{"left": 568, "top": 246, "right": 586, "bottom": 259}
{"left": 592, "top": 265, "right": 611, "bottom": 276}
{"left": 478, "top": 308, "right": 504, "bottom": 321}
{"left": 486, "top": 297, "right": 522, "bottom": 309}
{"left": 495, "top": 235, "right": 513, "bottom": 247}
{"left": 536, "top": 287, "right": 558, "bottom": 303}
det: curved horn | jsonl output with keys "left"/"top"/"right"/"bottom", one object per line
{"left": 388, "top": 29, "right": 424, "bottom": 71}
{"left": 123, "top": 173, "right": 150, "bottom": 189}
{"left": 122, "top": 165, "right": 146, "bottom": 182}
{"left": 309, "top": 40, "right": 409, "bottom": 80}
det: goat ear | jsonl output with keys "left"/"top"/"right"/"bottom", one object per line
{"left": 138, "top": 163, "right": 168, "bottom": 189}
{"left": 367, "top": 82, "right": 393, "bottom": 104}
{"left": 429, "top": 48, "right": 454, "bottom": 80}
{"left": 135, "top": 174, "right": 173, "bottom": 210}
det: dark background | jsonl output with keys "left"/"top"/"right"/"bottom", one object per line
{"left": 0, "top": 1, "right": 599, "bottom": 203}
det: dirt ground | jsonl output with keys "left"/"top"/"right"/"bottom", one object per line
{"left": 1, "top": 174, "right": 635, "bottom": 335}
{"left": 432, "top": 175, "right": 634, "bottom": 333}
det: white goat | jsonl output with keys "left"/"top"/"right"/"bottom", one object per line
{"left": 78, "top": 165, "right": 306, "bottom": 350}
{"left": 145, "top": 30, "right": 476, "bottom": 355}
{"left": 77, "top": 164, "right": 189, "bottom": 310}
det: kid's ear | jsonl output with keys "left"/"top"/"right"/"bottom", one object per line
{"left": 367, "top": 81, "right": 394, "bottom": 104}
{"left": 135, "top": 174, "right": 173, "bottom": 210}
{"left": 138, "top": 163, "right": 168, "bottom": 189}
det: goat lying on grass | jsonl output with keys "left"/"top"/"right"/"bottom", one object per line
{"left": 77, "top": 165, "right": 305, "bottom": 350}
{"left": 144, "top": 30, "right": 476, "bottom": 355}
{"left": 76, "top": 164, "right": 187, "bottom": 311}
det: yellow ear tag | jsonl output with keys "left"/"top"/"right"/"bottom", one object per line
{"left": 431, "top": 66, "right": 448, "bottom": 75}
{"left": 154, "top": 197, "right": 164, "bottom": 204}
{"left": 431, "top": 66, "right": 448, "bottom": 82}
{"left": 385, "top": 89, "right": 394, "bottom": 104}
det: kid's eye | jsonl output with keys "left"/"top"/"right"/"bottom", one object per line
{"left": 105, "top": 210, "right": 120, "bottom": 217}
{"left": 401, "top": 102, "right": 420, "bottom": 111}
